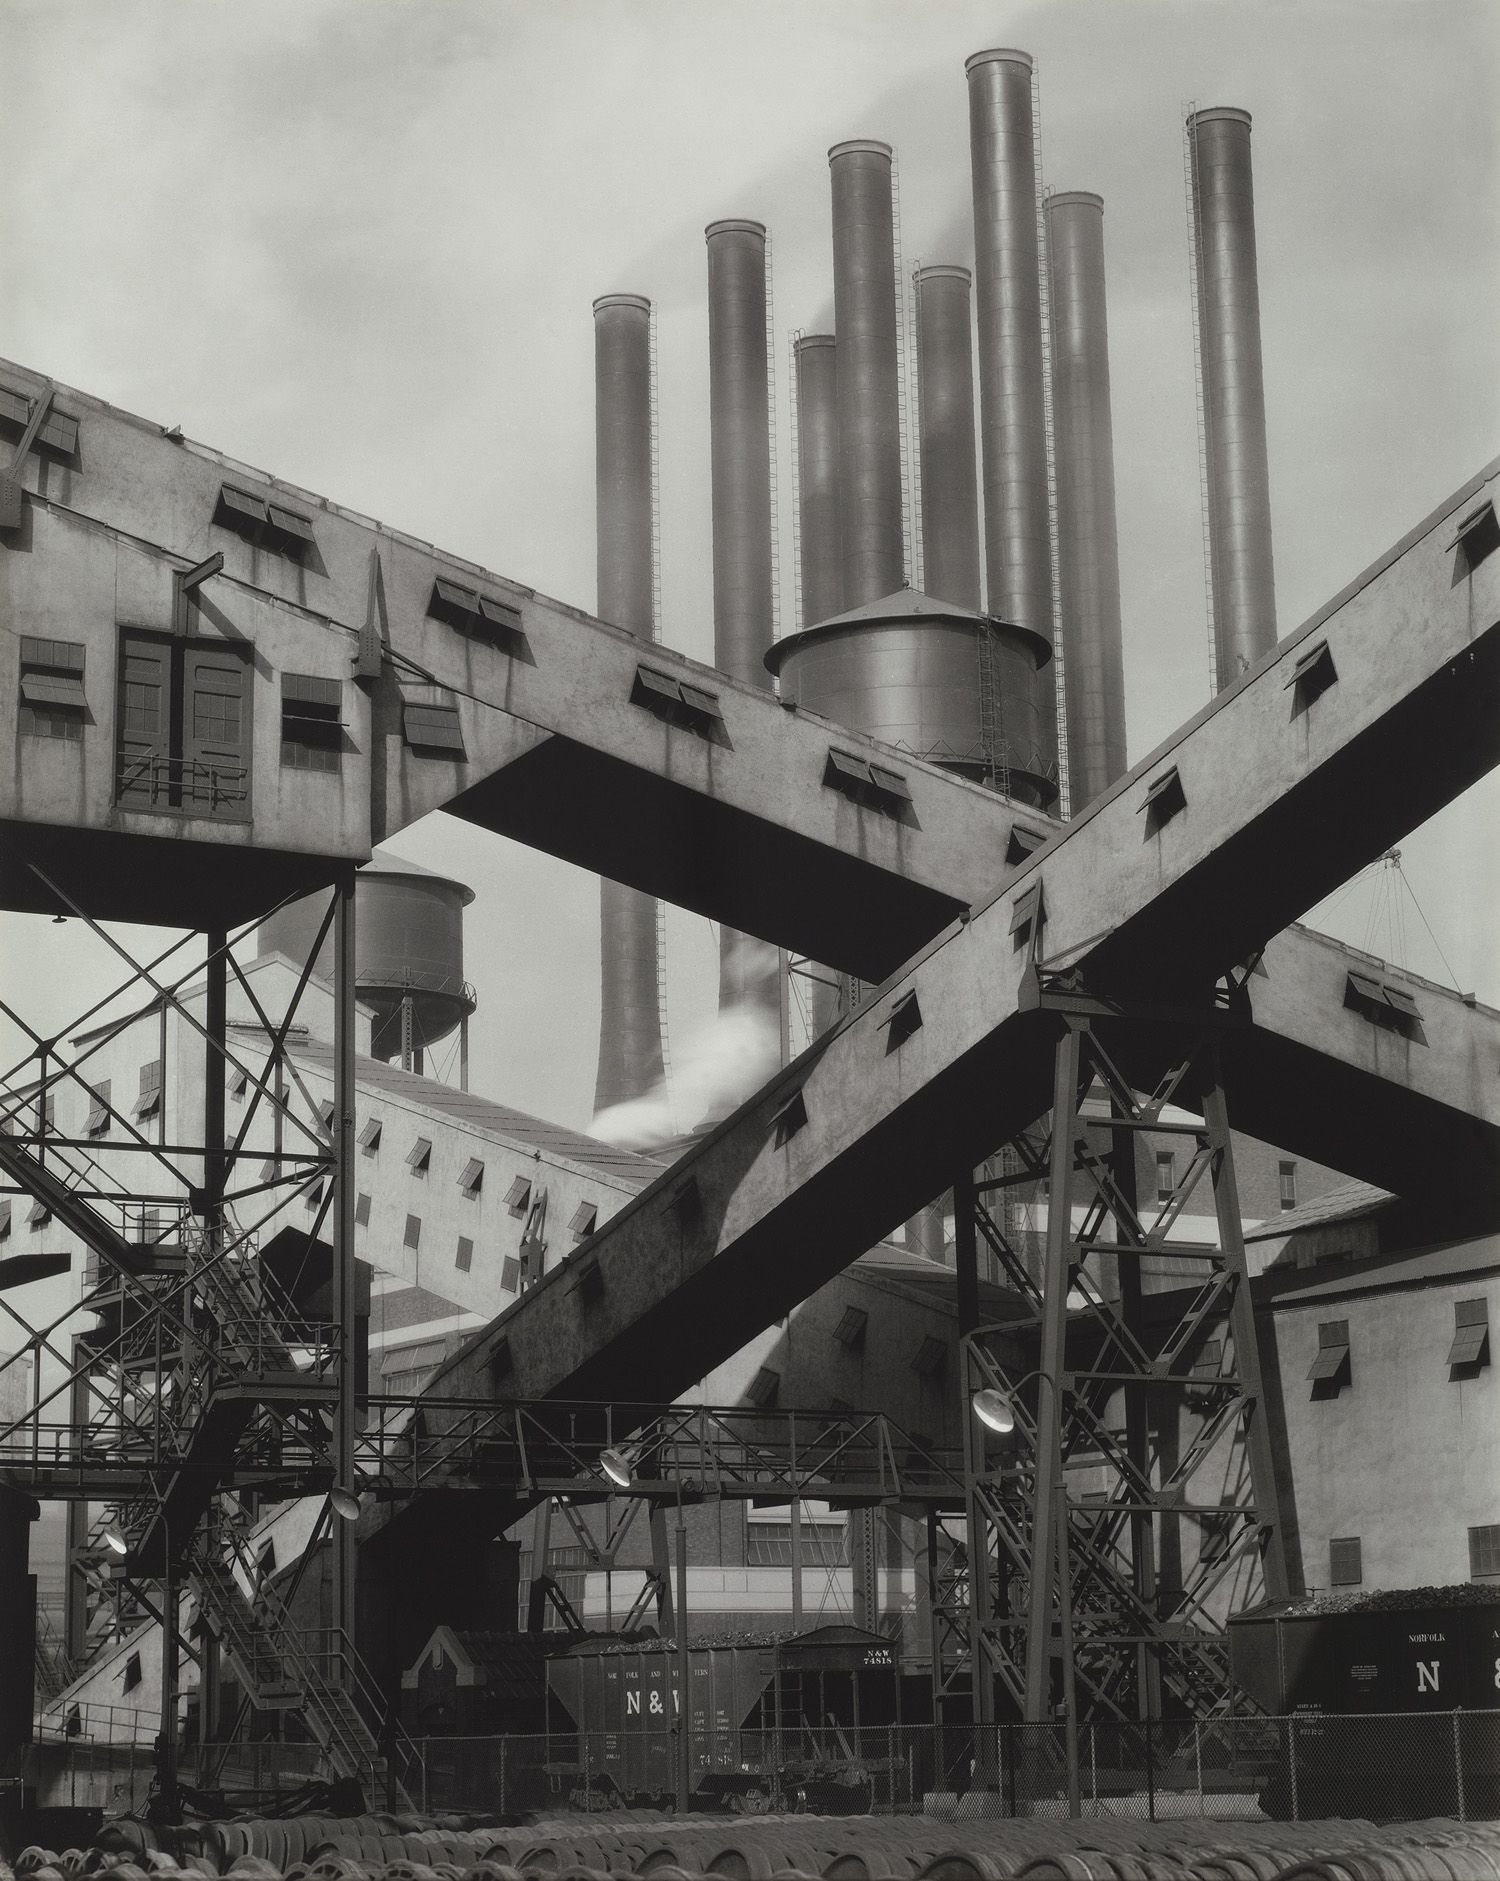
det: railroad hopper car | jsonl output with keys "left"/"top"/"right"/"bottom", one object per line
{"left": 1228, "top": 1589, "right": 1500, "bottom": 1819}
{"left": 546, "top": 1623, "right": 905, "bottom": 1813}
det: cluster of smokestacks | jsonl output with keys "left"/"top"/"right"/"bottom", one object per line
{"left": 591, "top": 57, "right": 1277, "bottom": 1123}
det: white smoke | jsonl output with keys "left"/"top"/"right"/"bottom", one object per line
{"left": 590, "top": 1000, "right": 782, "bottom": 1151}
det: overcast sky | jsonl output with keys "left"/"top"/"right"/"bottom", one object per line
{"left": 2, "top": 0, "right": 1496, "bottom": 1132}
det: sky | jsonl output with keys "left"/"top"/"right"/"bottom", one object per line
{"left": 1, "top": 0, "right": 1496, "bottom": 1133}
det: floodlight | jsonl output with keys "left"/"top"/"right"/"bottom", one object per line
{"left": 971, "top": 1387, "right": 1017, "bottom": 1435}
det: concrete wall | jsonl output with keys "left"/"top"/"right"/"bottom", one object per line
{"left": 1269, "top": 1261, "right": 1500, "bottom": 1593}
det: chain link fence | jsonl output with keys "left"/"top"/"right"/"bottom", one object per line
{"left": 398, "top": 1712, "right": 1498, "bottom": 1823}
{"left": 27, "top": 1712, "right": 1499, "bottom": 1825}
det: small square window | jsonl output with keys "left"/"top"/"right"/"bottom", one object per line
{"left": 1308, "top": 1319, "right": 1351, "bottom": 1397}
{"left": 912, "top": 1335, "right": 947, "bottom": 1379}
{"left": 122, "top": 1652, "right": 143, "bottom": 1692}
{"left": 568, "top": 1200, "right": 598, "bottom": 1240}
{"left": 317, "top": 1098, "right": 336, "bottom": 1131}
{"left": 354, "top": 1192, "right": 372, "bottom": 1227}
{"left": 229, "top": 1069, "right": 249, "bottom": 1103}
{"left": 135, "top": 1060, "right": 162, "bottom": 1119}
{"left": 1449, "top": 499, "right": 1500, "bottom": 573}
{"left": 833, "top": 1306, "right": 868, "bottom": 1349}
{"left": 455, "top": 1235, "right": 474, "bottom": 1274}
{"left": 503, "top": 1176, "right": 531, "bottom": 1213}
{"left": 1006, "top": 824, "right": 1046, "bottom": 867}
{"left": 406, "top": 1137, "right": 432, "bottom": 1176}
{"left": 881, "top": 990, "right": 922, "bottom": 1054}
{"left": 403, "top": 1213, "right": 421, "bottom": 1251}
{"left": 427, "top": 577, "right": 524, "bottom": 651}
{"left": 1284, "top": 638, "right": 1338, "bottom": 715}
{"left": 501, "top": 1255, "right": 522, "bottom": 1292}
{"left": 1009, "top": 880, "right": 1045, "bottom": 954}
{"left": 458, "top": 1158, "right": 484, "bottom": 1198}
{"left": 28, "top": 1198, "right": 52, "bottom": 1230}
{"left": 630, "top": 664, "right": 726, "bottom": 741}
{"left": 402, "top": 687, "right": 467, "bottom": 758}
{"left": 771, "top": 1090, "right": 808, "bottom": 1146}
{"left": 1140, "top": 766, "right": 1186, "bottom": 836}
{"left": 1329, "top": 1536, "right": 1362, "bottom": 1586}
{"left": 746, "top": 1367, "right": 781, "bottom": 1409}
{"left": 1448, "top": 1298, "right": 1490, "bottom": 1372}
{"left": 1468, "top": 1524, "right": 1500, "bottom": 1579}
{"left": 358, "top": 1118, "right": 382, "bottom": 1155}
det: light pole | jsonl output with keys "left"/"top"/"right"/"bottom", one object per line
{"left": 970, "top": 1367, "right": 1082, "bottom": 1818}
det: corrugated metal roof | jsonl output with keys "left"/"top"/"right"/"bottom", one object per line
{"left": 288, "top": 1038, "right": 660, "bottom": 1185}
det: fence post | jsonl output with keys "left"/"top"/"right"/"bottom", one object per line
{"left": 1145, "top": 1718, "right": 1155, "bottom": 1822}
{"left": 1288, "top": 1715, "right": 1299, "bottom": 1822}
{"left": 1194, "top": 1720, "right": 1203, "bottom": 1815}
{"left": 1454, "top": 1710, "right": 1466, "bottom": 1823}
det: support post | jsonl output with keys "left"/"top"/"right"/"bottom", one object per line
{"left": 332, "top": 874, "right": 358, "bottom": 1671}
{"left": 1112, "top": 1098, "right": 1161, "bottom": 1721}
{"left": 158, "top": 1524, "right": 179, "bottom": 1820}
{"left": 674, "top": 1516, "right": 691, "bottom": 1813}
{"left": 1024, "top": 1022, "right": 1083, "bottom": 1722}
{"left": 1201, "top": 1050, "right": 1290, "bottom": 1602}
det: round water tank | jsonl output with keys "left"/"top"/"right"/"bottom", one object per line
{"left": 257, "top": 853, "right": 476, "bottom": 1060}
{"left": 765, "top": 586, "right": 1056, "bottom": 807}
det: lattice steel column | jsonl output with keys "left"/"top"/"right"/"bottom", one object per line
{"left": 959, "top": 973, "right": 1290, "bottom": 1724}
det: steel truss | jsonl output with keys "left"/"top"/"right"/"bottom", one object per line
{"left": 0, "top": 859, "right": 381, "bottom": 1796}
{"left": 947, "top": 965, "right": 1289, "bottom": 1729}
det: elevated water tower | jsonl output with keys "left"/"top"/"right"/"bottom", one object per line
{"left": 258, "top": 852, "right": 476, "bottom": 1080}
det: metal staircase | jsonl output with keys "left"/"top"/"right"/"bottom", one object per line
{"left": 189, "top": 1514, "right": 416, "bottom": 1803}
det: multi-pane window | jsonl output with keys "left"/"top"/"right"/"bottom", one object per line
{"left": 1449, "top": 1299, "right": 1490, "bottom": 1372}
{"left": 745, "top": 1515, "right": 850, "bottom": 1568}
{"left": 1329, "top": 1537, "right": 1363, "bottom": 1586}
{"left": 281, "top": 675, "right": 343, "bottom": 773}
{"left": 1156, "top": 1150, "right": 1175, "bottom": 1202}
{"left": 1308, "top": 1319, "right": 1352, "bottom": 1397}
{"left": 18, "top": 637, "right": 87, "bottom": 741}
{"left": 135, "top": 1060, "right": 162, "bottom": 1121}
{"left": 1469, "top": 1525, "right": 1500, "bottom": 1579}
{"left": 1279, "top": 1160, "right": 1298, "bottom": 1211}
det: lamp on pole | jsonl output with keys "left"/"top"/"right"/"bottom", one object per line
{"left": 969, "top": 1368, "right": 1082, "bottom": 1818}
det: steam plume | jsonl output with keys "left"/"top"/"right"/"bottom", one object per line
{"left": 590, "top": 999, "right": 781, "bottom": 1150}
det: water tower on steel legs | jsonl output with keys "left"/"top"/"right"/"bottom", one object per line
{"left": 258, "top": 852, "right": 476, "bottom": 1082}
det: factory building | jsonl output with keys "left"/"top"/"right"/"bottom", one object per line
{"left": 0, "top": 32, "right": 1495, "bottom": 1830}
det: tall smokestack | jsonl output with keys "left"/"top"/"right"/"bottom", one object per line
{"left": 592, "top": 293, "right": 665, "bottom": 1115}
{"left": 966, "top": 50, "right": 1055, "bottom": 764}
{"left": 1046, "top": 192, "right": 1127, "bottom": 808}
{"left": 1188, "top": 107, "right": 1277, "bottom": 688}
{"left": 706, "top": 218, "right": 781, "bottom": 1036}
{"left": 914, "top": 264, "right": 981, "bottom": 612}
{"left": 829, "top": 140, "right": 905, "bottom": 607}
{"left": 794, "top": 334, "right": 842, "bottom": 628}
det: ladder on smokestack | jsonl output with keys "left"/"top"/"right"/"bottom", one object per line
{"left": 646, "top": 304, "right": 676, "bottom": 1128}
{"left": 891, "top": 155, "right": 920, "bottom": 593}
